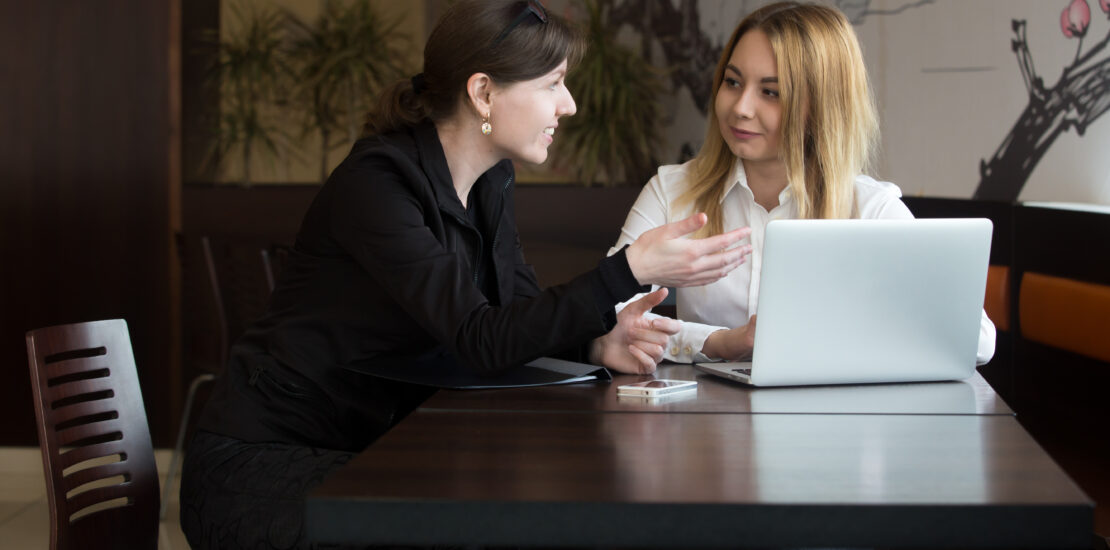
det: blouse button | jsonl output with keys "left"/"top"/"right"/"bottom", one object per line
{"left": 670, "top": 346, "right": 680, "bottom": 355}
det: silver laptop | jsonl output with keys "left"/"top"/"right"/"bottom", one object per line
{"left": 695, "top": 218, "right": 992, "bottom": 387}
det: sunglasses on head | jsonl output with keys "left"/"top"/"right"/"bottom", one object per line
{"left": 493, "top": 0, "right": 548, "bottom": 46}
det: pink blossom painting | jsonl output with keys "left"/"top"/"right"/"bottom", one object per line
{"left": 974, "top": 0, "right": 1110, "bottom": 200}
{"left": 1061, "top": 0, "right": 1091, "bottom": 38}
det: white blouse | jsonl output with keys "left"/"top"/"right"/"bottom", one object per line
{"left": 610, "top": 159, "right": 997, "bottom": 365}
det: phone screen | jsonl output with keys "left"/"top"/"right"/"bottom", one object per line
{"left": 642, "top": 380, "right": 688, "bottom": 388}
{"left": 617, "top": 379, "right": 697, "bottom": 397}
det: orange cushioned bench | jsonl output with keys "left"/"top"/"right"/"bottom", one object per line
{"left": 1019, "top": 272, "right": 1110, "bottom": 364}
{"left": 984, "top": 265, "right": 1011, "bottom": 332}
{"left": 1011, "top": 203, "right": 1110, "bottom": 415}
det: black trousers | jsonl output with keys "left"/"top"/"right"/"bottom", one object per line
{"left": 179, "top": 430, "right": 357, "bottom": 550}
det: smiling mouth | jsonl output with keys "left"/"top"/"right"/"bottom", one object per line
{"left": 543, "top": 128, "right": 555, "bottom": 136}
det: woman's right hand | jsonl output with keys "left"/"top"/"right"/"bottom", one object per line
{"left": 625, "top": 213, "right": 752, "bottom": 287}
{"left": 588, "top": 288, "right": 680, "bottom": 374}
{"left": 703, "top": 315, "right": 758, "bottom": 361}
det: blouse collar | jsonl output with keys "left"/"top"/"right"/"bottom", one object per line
{"left": 718, "top": 158, "right": 793, "bottom": 208}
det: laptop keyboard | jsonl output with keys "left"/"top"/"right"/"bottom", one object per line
{"left": 731, "top": 367, "right": 752, "bottom": 376}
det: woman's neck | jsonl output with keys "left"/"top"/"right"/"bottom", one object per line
{"left": 435, "top": 117, "right": 500, "bottom": 208}
{"left": 742, "top": 158, "right": 789, "bottom": 211}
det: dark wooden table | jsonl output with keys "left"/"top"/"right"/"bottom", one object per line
{"left": 421, "top": 364, "right": 1014, "bottom": 416}
{"left": 307, "top": 367, "right": 1090, "bottom": 549}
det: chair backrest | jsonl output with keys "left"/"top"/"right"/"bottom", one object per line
{"left": 25, "top": 319, "right": 159, "bottom": 550}
{"left": 261, "top": 242, "right": 293, "bottom": 293}
{"left": 176, "top": 232, "right": 225, "bottom": 376}
{"left": 202, "top": 234, "right": 270, "bottom": 351}
{"left": 202, "top": 235, "right": 274, "bottom": 359}
{"left": 176, "top": 234, "right": 274, "bottom": 372}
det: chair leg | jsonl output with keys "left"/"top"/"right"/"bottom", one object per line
{"left": 159, "top": 373, "right": 217, "bottom": 521}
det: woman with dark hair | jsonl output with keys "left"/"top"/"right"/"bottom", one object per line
{"left": 179, "top": 1, "right": 751, "bottom": 548}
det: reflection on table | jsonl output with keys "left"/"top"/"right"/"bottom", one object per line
{"left": 421, "top": 364, "right": 1013, "bottom": 415}
{"left": 308, "top": 410, "right": 1090, "bottom": 549}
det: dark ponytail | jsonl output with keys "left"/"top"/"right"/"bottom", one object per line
{"left": 363, "top": 78, "right": 427, "bottom": 136}
{"left": 363, "top": 0, "right": 584, "bottom": 136}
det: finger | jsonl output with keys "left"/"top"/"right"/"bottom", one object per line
{"left": 683, "top": 274, "right": 734, "bottom": 288}
{"left": 625, "top": 287, "right": 669, "bottom": 316}
{"left": 627, "top": 327, "right": 670, "bottom": 346}
{"left": 627, "top": 345, "right": 658, "bottom": 374}
{"left": 631, "top": 340, "right": 665, "bottom": 362}
{"left": 687, "top": 245, "right": 748, "bottom": 272}
{"left": 683, "top": 226, "right": 754, "bottom": 255}
{"left": 657, "top": 212, "right": 708, "bottom": 239}
{"left": 649, "top": 317, "right": 681, "bottom": 334}
{"left": 687, "top": 248, "right": 749, "bottom": 279}
{"left": 678, "top": 259, "right": 746, "bottom": 288}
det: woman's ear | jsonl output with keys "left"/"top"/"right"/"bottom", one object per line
{"left": 466, "top": 72, "right": 494, "bottom": 118}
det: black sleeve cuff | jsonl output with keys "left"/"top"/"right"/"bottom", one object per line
{"left": 592, "top": 245, "right": 651, "bottom": 311}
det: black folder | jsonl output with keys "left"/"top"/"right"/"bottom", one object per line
{"left": 349, "top": 354, "right": 612, "bottom": 390}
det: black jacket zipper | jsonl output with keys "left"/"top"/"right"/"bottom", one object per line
{"left": 440, "top": 173, "right": 513, "bottom": 287}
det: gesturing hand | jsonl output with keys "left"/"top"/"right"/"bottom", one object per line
{"left": 625, "top": 213, "right": 753, "bottom": 288}
{"left": 589, "top": 288, "right": 681, "bottom": 374}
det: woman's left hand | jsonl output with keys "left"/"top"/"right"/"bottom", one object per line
{"left": 589, "top": 288, "right": 681, "bottom": 374}
{"left": 701, "top": 315, "right": 757, "bottom": 361}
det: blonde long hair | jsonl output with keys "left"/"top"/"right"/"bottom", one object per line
{"left": 678, "top": 1, "right": 878, "bottom": 236}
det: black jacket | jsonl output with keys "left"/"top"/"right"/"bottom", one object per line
{"left": 196, "top": 121, "right": 645, "bottom": 451}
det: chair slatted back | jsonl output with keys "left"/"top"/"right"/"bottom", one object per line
{"left": 26, "top": 319, "right": 159, "bottom": 550}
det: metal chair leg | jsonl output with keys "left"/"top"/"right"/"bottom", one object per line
{"left": 159, "top": 373, "right": 217, "bottom": 521}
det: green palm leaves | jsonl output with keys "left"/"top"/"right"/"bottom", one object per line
{"left": 204, "top": 0, "right": 411, "bottom": 185}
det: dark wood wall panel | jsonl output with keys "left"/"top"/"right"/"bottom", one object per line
{"left": 1, "top": 1, "right": 179, "bottom": 445}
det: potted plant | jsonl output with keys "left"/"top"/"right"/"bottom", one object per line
{"left": 287, "top": 0, "right": 412, "bottom": 183}
{"left": 553, "top": 0, "right": 667, "bottom": 186}
{"left": 203, "top": 0, "right": 298, "bottom": 187}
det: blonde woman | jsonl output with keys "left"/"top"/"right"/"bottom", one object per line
{"left": 601, "top": 1, "right": 996, "bottom": 364}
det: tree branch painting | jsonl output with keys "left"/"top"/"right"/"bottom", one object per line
{"left": 974, "top": 0, "right": 1110, "bottom": 201}
{"left": 836, "top": 0, "right": 935, "bottom": 25}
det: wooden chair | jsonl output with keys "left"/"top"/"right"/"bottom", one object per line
{"left": 26, "top": 318, "right": 160, "bottom": 550}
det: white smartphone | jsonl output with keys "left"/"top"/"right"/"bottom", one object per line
{"left": 616, "top": 379, "right": 697, "bottom": 397}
